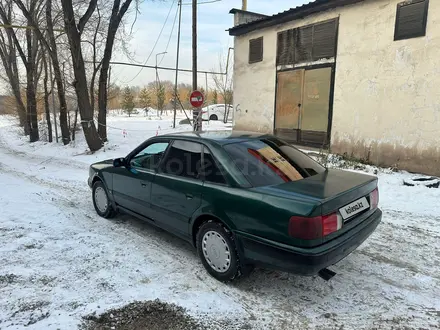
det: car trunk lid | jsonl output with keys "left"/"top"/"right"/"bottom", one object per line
{"left": 269, "top": 169, "right": 377, "bottom": 214}
{"left": 259, "top": 169, "right": 378, "bottom": 246}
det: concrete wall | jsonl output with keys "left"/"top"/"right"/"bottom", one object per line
{"left": 232, "top": 0, "right": 440, "bottom": 175}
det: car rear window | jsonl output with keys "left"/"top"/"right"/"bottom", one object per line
{"left": 223, "top": 139, "right": 325, "bottom": 187}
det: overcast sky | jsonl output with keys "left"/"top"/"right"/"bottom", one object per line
{"left": 0, "top": 0, "right": 310, "bottom": 93}
{"left": 111, "top": 0, "right": 311, "bottom": 89}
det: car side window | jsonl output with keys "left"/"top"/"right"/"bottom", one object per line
{"left": 130, "top": 142, "right": 169, "bottom": 170}
{"left": 161, "top": 140, "right": 202, "bottom": 180}
{"left": 202, "top": 148, "right": 226, "bottom": 185}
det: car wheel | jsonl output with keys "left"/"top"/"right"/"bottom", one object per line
{"left": 196, "top": 221, "right": 252, "bottom": 282}
{"left": 209, "top": 114, "right": 218, "bottom": 121}
{"left": 92, "top": 181, "right": 116, "bottom": 218}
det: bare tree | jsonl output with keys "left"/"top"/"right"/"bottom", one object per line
{"left": 59, "top": 0, "right": 102, "bottom": 151}
{"left": 12, "top": 0, "right": 71, "bottom": 145}
{"left": 97, "top": 0, "right": 135, "bottom": 142}
{"left": 88, "top": 5, "right": 102, "bottom": 114}
{"left": 0, "top": 0, "right": 42, "bottom": 142}
{"left": 212, "top": 53, "right": 233, "bottom": 123}
{"left": 0, "top": 1, "right": 28, "bottom": 134}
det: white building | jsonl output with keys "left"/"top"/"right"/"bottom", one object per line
{"left": 229, "top": 0, "right": 440, "bottom": 176}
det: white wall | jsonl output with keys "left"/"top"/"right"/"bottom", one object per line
{"left": 232, "top": 0, "right": 440, "bottom": 175}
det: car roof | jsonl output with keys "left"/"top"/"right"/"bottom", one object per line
{"left": 159, "top": 130, "right": 273, "bottom": 146}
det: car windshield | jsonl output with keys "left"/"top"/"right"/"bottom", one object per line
{"left": 224, "top": 139, "right": 325, "bottom": 187}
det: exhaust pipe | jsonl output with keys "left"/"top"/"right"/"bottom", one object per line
{"left": 318, "top": 268, "right": 336, "bottom": 281}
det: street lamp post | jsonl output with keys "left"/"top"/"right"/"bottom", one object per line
{"left": 155, "top": 52, "right": 167, "bottom": 116}
{"left": 155, "top": 52, "right": 167, "bottom": 88}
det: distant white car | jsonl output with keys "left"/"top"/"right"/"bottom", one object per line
{"left": 201, "top": 104, "right": 233, "bottom": 121}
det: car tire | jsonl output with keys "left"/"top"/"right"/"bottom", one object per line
{"left": 196, "top": 221, "right": 253, "bottom": 282}
{"left": 209, "top": 114, "right": 218, "bottom": 121}
{"left": 92, "top": 181, "right": 116, "bottom": 219}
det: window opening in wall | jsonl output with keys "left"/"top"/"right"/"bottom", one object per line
{"left": 249, "top": 36, "right": 263, "bottom": 63}
{"left": 394, "top": 0, "right": 429, "bottom": 41}
{"left": 276, "top": 18, "right": 338, "bottom": 66}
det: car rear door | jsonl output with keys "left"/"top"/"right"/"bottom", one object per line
{"left": 149, "top": 140, "right": 203, "bottom": 239}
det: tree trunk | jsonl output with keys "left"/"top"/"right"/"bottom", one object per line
{"left": 72, "top": 106, "right": 79, "bottom": 141}
{"left": 97, "top": 0, "right": 133, "bottom": 142}
{"left": 26, "top": 17, "right": 38, "bottom": 143}
{"left": 46, "top": 0, "right": 70, "bottom": 145}
{"left": 43, "top": 56, "right": 53, "bottom": 142}
{"left": 26, "top": 73, "right": 39, "bottom": 142}
{"left": 61, "top": 0, "right": 102, "bottom": 151}
{"left": 11, "top": 82, "right": 29, "bottom": 134}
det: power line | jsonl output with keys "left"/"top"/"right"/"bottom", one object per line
{"left": 181, "top": 0, "right": 222, "bottom": 5}
{"left": 158, "top": 3, "right": 180, "bottom": 66}
{"left": 121, "top": 0, "right": 177, "bottom": 84}
{"left": 104, "top": 61, "right": 225, "bottom": 75}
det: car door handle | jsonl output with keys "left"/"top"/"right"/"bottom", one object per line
{"left": 141, "top": 183, "right": 147, "bottom": 187}
{"left": 185, "top": 193, "right": 193, "bottom": 200}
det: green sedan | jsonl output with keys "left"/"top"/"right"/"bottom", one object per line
{"left": 88, "top": 131, "right": 382, "bottom": 282}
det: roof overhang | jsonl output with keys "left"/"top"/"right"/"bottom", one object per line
{"left": 228, "top": 0, "right": 366, "bottom": 36}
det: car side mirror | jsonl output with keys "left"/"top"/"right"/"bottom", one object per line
{"left": 113, "top": 158, "right": 126, "bottom": 167}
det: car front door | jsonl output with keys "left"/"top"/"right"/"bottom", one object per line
{"left": 150, "top": 140, "right": 203, "bottom": 239}
{"left": 112, "top": 140, "right": 170, "bottom": 217}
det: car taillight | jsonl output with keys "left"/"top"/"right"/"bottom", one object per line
{"left": 370, "top": 188, "right": 379, "bottom": 209}
{"left": 289, "top": 212, "right": 343, "bottom": 240}
{"left": 322, "top": 213, "right": 343, "bottom": 236}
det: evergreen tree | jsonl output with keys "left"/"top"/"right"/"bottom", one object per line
{"left": 139, "top": 87, "right": 152, "bottom": 115}
{"left": 156, "top": 84, "right": 165, "bottom": 114}
{"left": 122, "top": 86, "right": 135, "bottom": 117}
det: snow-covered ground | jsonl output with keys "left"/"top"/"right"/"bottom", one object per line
{"left": 0, "top": 114, "right": 439, "bottom": 329}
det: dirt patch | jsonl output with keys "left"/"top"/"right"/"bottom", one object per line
{"left": 331, "top": 137, "right": 440, "bottom": 176}
{"left": 0, "top": 273, "right": 20, "bottom": 286}
{"left": 81, "top": 300, "right": 203, "bottom": 330}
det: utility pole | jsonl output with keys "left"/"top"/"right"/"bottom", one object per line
{"left": 173, "top": 0, "right": 183, "bottom": 128}
{"left": 205, "top": 72, "right": 208, "bottom": 101}
{"left": 192, "top": 0, "right": 202, "bottom": 131}
{"left": 242, "top": 0, "right": 247, "bottom": 11}
{"left": 49, "top": 58, "right": 58, "bottom": 143}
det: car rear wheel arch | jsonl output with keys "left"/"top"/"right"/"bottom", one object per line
{"left": 194, "top": 217, "right": 254, "bottom": 281}
{"left": 191, "top": 214, "right": 248, "bottom": 263}
{"left": 191, "top": 214, "right": 231, "bottom": 248}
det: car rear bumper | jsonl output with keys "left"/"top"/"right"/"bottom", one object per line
{"left": 237, "top": 208, "right": 382, "bottom": 276}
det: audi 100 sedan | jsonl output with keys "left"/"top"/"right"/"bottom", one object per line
{"left": 88, "top": 131, "right": 382, "bottom": 282}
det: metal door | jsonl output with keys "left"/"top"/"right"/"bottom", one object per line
{"left": 274, "top": 66, "right": 332, "bottom": 147}
{"left": 274, "top": 69, "right": 304, "bottom": 142}
{"left": 300, "top": 67, "right": 332, "bottom": 146}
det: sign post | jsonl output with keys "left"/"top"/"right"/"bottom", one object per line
{"left": 190, "top": 90, "right": 204, "bottom": 131}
